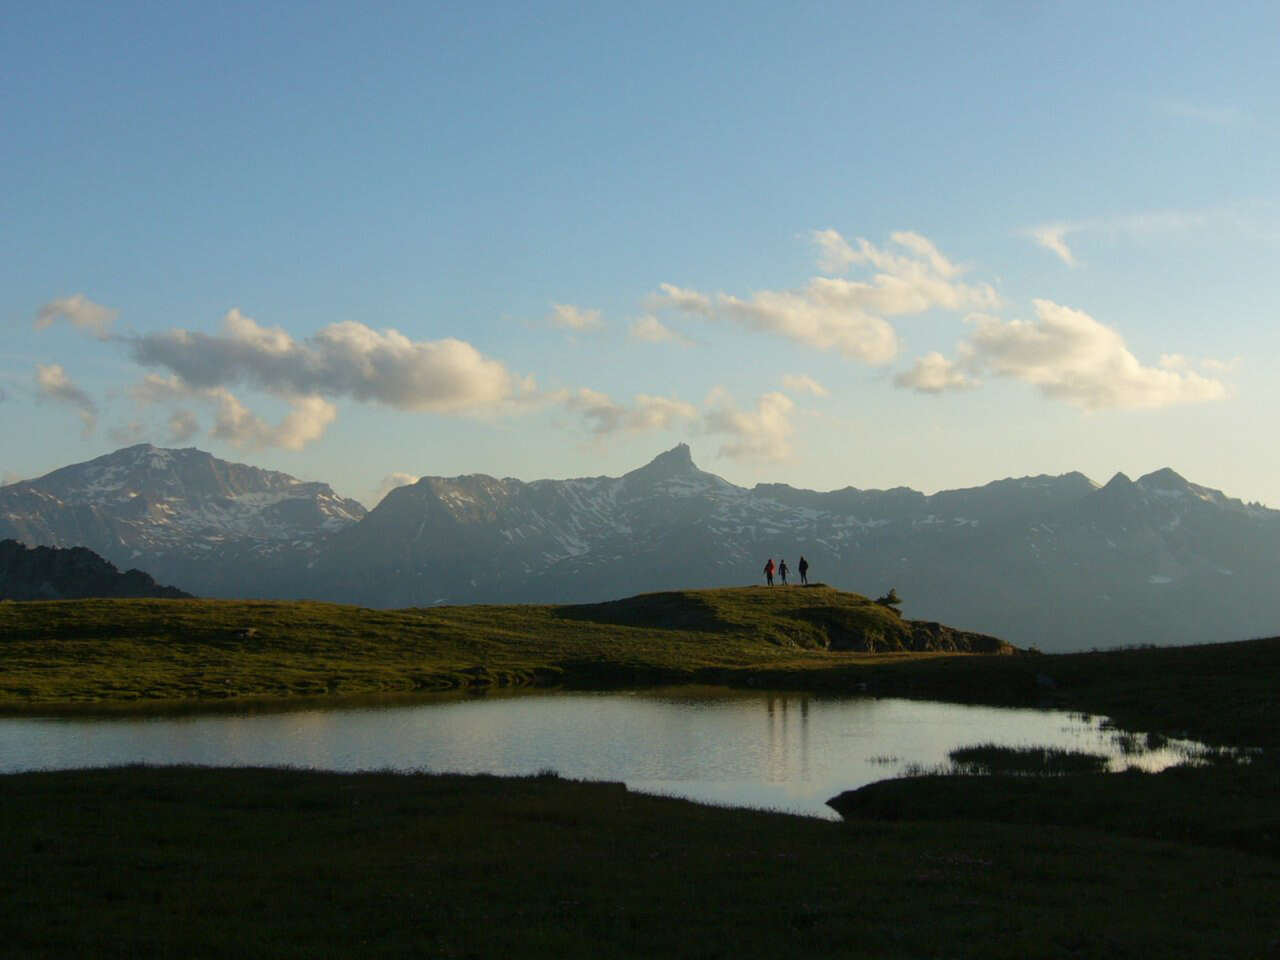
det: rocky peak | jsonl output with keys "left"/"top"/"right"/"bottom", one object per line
{"left": 1100, "top": 472, "right": 1135, "bottom": 492}
{"left": 0, "top": 539, "right": 191, "bottom": 600}
{"left": 623, "top": 443, "right": 699, "bottom": 484}
{"left": 1136, "top": 467, "right": 1192, "bottom": 494}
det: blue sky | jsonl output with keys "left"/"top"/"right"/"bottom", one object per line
{"left": 4, "top": 1, "right": 1278, "bottom": 506}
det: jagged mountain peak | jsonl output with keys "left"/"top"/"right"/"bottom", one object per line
{"left": 1136, "top": 467, "right": 1192, "bottom": 492}
{"left": 1101, "top": 471, "right": 1134, "bottom": 491}
{"left": 624, "top": 443, "right": 699, "bottom": 483}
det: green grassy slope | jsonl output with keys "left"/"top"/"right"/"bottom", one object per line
{"left": 0, "top": 586, "right": 1007, "bottom": 710}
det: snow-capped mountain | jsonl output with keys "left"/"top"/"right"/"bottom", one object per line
{"left": 0, "top": 444, "right": 365, "bottom": 596}
{"left": 299, "top": 444, "right": 1280, "bottom": 651}
{"left": 4, "top": 442, "right": 1278, "bottom": 651}
{"left": 308, "top": 443, "right": 1098, "bottom": 608}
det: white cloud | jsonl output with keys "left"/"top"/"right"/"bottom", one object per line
{"left": 717, "top": 281, "right": 902, "bottom": 363}
{"left": 1028, "top": 223, "right": 1077, "bottom": 266}
{"left": 894, "top": 352, "right": 978, "bottom": 394}
{"left": 780, "top": 374, "right": 829, "bottom": 397}
{"left": 566, "top": 388, "right": 696, "bottom": 436}
{"left": 132, "top": 372, "right": 337, "bottom": 450}
{"left": 962, "top": 300, "right": 1228, "bottom": 410}
{"left": 35, "top": 294, "right": 117, "bottom": 339}
{"left": 699, "top": 388, "right": 795, "bottom": 462}
{"left": 1159, "top": 353, "right": 1190, "bottom": 371}
{"left": 812, "top": 228, "right": 859, "bottom": 274}
{"left": 653, "top": 231, "right": 996, "bottom": 365}
{"left": 549, "top": 303, "right": 603, "bottom": 331}
{"left": 209, "top": 389, "right": 337, "bottom": 451}
{"left": 128, "top": 309, "right": 526, "bottom": 414}
{"left": 34, "top": 363, "right": 97, "bottom": 437}
{"left": 645, "top": 283, "right": 714, "bottom": 316}
{"left": 629, "top": 314, "right": 693, "bottom": 345}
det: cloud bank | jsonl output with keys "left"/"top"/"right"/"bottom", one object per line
{"left": 132, "top": 372, "right": 338, "bottom": 451}
{"left": 651, "top": 231, "right": 997, "bottom": 364}
{"left": 898, "top": 300, "right": 1228, "bottom": 410}
{"left": 128, "top": 309, "right": 528, "bottom": 415}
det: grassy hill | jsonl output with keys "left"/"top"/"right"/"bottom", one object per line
{"left": 0, "top": 585, "right": 1008, "bottom": 710}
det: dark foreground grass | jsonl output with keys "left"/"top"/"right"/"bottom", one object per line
{"left": 831, "top": 754, "right": 1280, "bottom": 862}
{"left": 3, "top": 766, "right": 1278, "bottom": 960}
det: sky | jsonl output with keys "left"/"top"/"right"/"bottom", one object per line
{"left": 4, "top": 1, "right": 1279, "bottom": 508}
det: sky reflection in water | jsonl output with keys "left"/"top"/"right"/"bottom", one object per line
{"left": 0, "top": 690, "right": 1206, "bottom": 820}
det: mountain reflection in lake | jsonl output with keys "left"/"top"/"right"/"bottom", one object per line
{"left": 0, "top": 690, "right": 1205, "bottom": 820}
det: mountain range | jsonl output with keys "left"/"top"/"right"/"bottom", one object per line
{"left": 2, "top": 442, "right": 1277, "bottom": 652}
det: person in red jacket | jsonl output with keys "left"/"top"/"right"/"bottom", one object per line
{"left": 763, "top": 558, "right": 775, "bottom": 586}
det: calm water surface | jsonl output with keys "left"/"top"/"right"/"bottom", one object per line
{"left": 0, "top": 690, "right": 1201, "bottom": 819}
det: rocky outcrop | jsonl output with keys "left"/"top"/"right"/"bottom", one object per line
{"left": 0, "top": 539, "right": 191, "bottom": 600}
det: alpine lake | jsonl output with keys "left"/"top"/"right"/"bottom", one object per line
{"left": 0, "top": 687, "right": 1210, "bottom": 819}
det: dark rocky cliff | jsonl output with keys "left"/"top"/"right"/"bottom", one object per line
{"left": 0, "top": 539, "right": 192, "bottom": 600}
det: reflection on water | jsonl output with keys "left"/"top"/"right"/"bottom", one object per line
{"left": 0, "top": 689, "right": 1210, "bottom": 820}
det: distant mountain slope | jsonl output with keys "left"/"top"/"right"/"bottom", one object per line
{"left": 0, "top": 444, "right": 365, "bottom": 597}
{"left": 0, "top": 539, "right": 191, "bottom": 600}
{"left": 303, "top": 445, "right": 1280, "bottom": 651}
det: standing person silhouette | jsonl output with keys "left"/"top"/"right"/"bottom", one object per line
{"left": 763, "top": 558, "right": 775, "bottom": 586}
{"left": 778, "top": 559, "right": 789, "bottom": 585}
{"left": 798, "top": 556, "right": 809, "bottom": 585}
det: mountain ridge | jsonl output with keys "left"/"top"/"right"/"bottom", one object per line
{"left": 3, "top": 443, "right": 1277, "bottom": 651}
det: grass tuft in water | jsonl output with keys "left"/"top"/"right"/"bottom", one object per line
{"left": 947, "top": 743, "right": 1110, "bottom": 776}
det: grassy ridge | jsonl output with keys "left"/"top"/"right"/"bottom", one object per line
{"left": 0, "top": 586, "right": 999, "bottom": 710}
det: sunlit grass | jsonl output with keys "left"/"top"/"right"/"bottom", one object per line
{"left": 0, "top": 587, "right": 1002, "bottom": 710}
